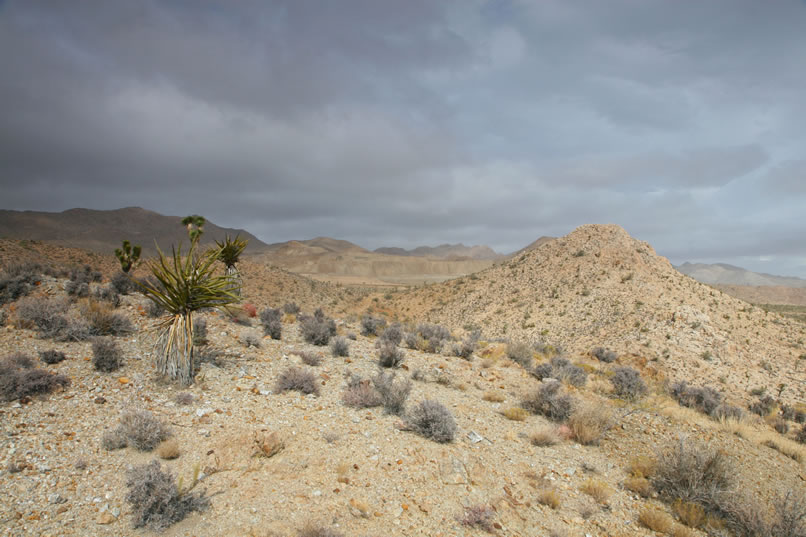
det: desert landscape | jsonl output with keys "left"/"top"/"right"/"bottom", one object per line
{"left": 1, "top": 214, "right": 805, "bottom": 537}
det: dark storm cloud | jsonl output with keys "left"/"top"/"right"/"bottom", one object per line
{"left": 1, "top": 0, "right": 805, "bottom": 276}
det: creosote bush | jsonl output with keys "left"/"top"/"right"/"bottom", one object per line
{"left": 405, "top": 399, "right": 456, "bottom": 443}
{"left": 259, "top": 307, "right": 282, "bottom": 340}
{"left": 126, "top": 460, "right": 209, "bottom": 531}
{"left": 330, "top": 336, "right": 349, "bottom": 357}
{"left": 103, "top": 410, "right": 173, "bottom": 451}
{"left": 275, "top": 367, "right": 319, "bottom": 396}
{"left": 39, "top": 349, "right": 66, "bottom": 364}
{"left": 0, "top": 353, "right": 70, "bottom": 401}
{"left": 92, "top": 337, "right": 123, "bottom": 372}
{"left": 522, "top": 381, "right": 574, "bottom": 422}
{"left": 610, "top": 366, "right": 647, "bottom": 400}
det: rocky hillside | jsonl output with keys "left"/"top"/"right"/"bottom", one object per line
{"left": 0, "top": 207, "right": 269, "bottom": 256}
{"left": 386, "top": 224, "right": 806, "bottom": 404}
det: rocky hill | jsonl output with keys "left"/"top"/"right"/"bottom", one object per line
{"left": 386, "top": 224, "right": 806, "bottom": 402}
{"left": 677, "top": 262, "right": 806, "bottom": 288}
{"left": 0, "top": 207, "right": 269, "bottom": 256}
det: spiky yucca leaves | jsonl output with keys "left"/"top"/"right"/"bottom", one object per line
{"left": 115, "top": 240, "right": 142, "bottom": 273}
{"left": 138, "top": 242, "right": 240, "bottom": 385}
{"left": 215, "top": 234, "right": 248, "bottom": 296}
{"left": 181, "top": 215, "right": 205, "bottom": 243}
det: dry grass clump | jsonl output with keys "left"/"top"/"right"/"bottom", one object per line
{"left": 537, "top": 488, "right": 561, "bottom": 510}
{"left": 457, "top": 504, "right": 496, "bottom": 533}
{"left": 580, "top": 479, "right": 612, "bottom": 504}
{"left": 673, "top": 500, "right": 706, "bottom": 529}
{"left": 638, "top": 507, "right": 674, "bottom": 533}
{"left": 568, "top": 403, "right": 611, "bottom": 445}
{"left": 624, "top": 476, "right": 652, "bottom": 498}
{"left": 157, "top": 439, "right": 181, "bottom": 460}
{"left": 482, "top": 390, "right": 505, "bottom": 402}
{"left": 671, "top": 525, "right": 696, "bottom": 537}
{"left": 627, "top": 455, "right": 657, "bottom": 478}
{"left": 275, "top": 367, "right": 320, "bottom": 396}
{"left": 530, "top": 426, "right": 561, "bottom": 447}
{"left": 502, "top": 407, "right": 529, "bottom": 421}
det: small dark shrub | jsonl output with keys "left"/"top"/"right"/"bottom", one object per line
{"left": 146, "top": 300, "right": 164, "bottom": 318}
{"left": 781, "top": 405, "right": 806, "bottom": 424}
{"left": 15, "top": 296, "right": 70, "bottom": 337}
{"left": 0, "top": 354, "right": 70, "bottom": 401}
{"left": 360, "top": 314, "right": 387, "bottom": 336}
{"left": 404, "top": 332, "right": 419, "bottom": 350}
{"left": 0, "top": 309, "right": 6, "bottom": 326}
{"left": 342, "top": 374, "right": 382, "bottom": 408}
{"left": 175, "top": 392, "right": 194, "bottom": 405}
{"left": 711, "top": 404, "right": 744, "bottom": 421}
{"left": 83, "top": 302, "right": 134, "bottom": 336}
{"left": 452, "top": 331, "right": 479, "bottom": 360}
{"left": 92, "top": 337, "right": 123, "bottom": 372}
{"left": 768, "top": 491, "right": 806, "bottom": 537}
{"left": 532, "top": 356, "right": 586, "bottom": 386}
{"left": 300, "top": 309, "right": 334, "bottom": 346}
{"left": 93, "top": 285, "right": 121, "bottom": 307}
{"left": 610, "top": 366, "right": 647, "bottom": 400}
{"left": 405, "top": 399, "right": 457, "bottom": 443}
{"left": 670, "top": 381, "right": 724, "bottom": 417}
{"left": 275, "top": 367, "right": 319, "bottom": 396}
{"left": 110, "top": 271, "right": 137, "bottom": 295}
{"left": 772, "top": 418, "right": 790, "bottom": 435}
{"left": 330, "top": 336, "right": 349, "bottom": 357}
{"left": 298, "top": 524, "right": 344, "bottom": 537}
{"left": 796, "top": 424, "right": 806, "bottom": 445}
{"left": 507, "top": 341, "right": 534, "bottom": 368}
{"left": 103, "top": 410, "right": 173, "bottom": 451}
{"left": 39, "top": 350, "right": 66, "bottom": 364}
{"left": 282, "top": 302, "right": 300, "bottom": 315}
{"left": 592, "top": 347, "right": 617, "bottom": 363}
{"left": 192, "top": 317, "right": 208, "bottom": 346}
{"left": 522, "top": 381, "right": 574, "bottom": 422}
{"left": 652, "top": 437, "right": 733, "bottom": 508}
{"left": 377, "top": 340, "right": 404, "bottom": 368}
{"left": 125, "top": 460, "right": 209, "bottom": 531}
{"left": 0, "top": 263, "right": 44, "bottom": 305}
{"left": 380, "top": 322, "right": 404, "bottom": 345}
{"left": 69, "top": 264, "right": 102, "bottom": 284}
{"left": 749, "top": 395, "right": 777, "bottom": 417}
{"left": 65, "top": 280, "right": 89, "bottom": 298}
{"left": 532, "top": 362, "right": 554, "bottom": 380}
{"left": 372, "top": 370, "right": 411, "bottom": 415}
{"left": 298, "top": 351, "right": 322, "bottom": 366}
{"left": 458, "top": 504, "right": 496, "bottom": 532}
{"left": 259, "top": 307, "right": 282, "bottom": 340}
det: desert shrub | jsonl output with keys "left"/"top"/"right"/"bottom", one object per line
{"left": 610, "top": 366, "right": 647, "bottom": 400}
{"left": 69, "top": 264, "right": 102, "bottom": 284}
{"left": 0, "top": 263, "right": 45, "bottom": 305}
{"left": 65, "top": 280, "right": 89, "bottom": 298}
{"left": 624, "top": 476, "right": 653, "bottom": 497}
{"left": 298, "top": 351, "right": 322, "bottom": 366}
{"left": 781, "top": 405, "right": 806, "bottom": 424}
{"left": 0, "top": 309, "right": 6, "bottom": 326}
{"left": 125, "top": 460, "right": 209, "bottom": 530}
{"left": 275, "top": 367, "right": 319, "bottom": 396}
{"left": 673, "top": 500, "right": 707, "bottom": 529}
{"left": 452, "top": 331, "right": 479, "bottom": 360}
{"left": 522, "top": 381, "right": 575, "bottom": 422}
{"left": 157, "top": 438, "right": 180, "bottom": 460}
{"left": 82, "top": 301, "right": 134, "bottom": 336}
{"left": 580, "top": 478, "right": 612, "bottom": 504}
{"left": 15, "top": 296, "right": 70, "bottom": 337}
{"left": 592, "top": 347, "right": 617, "bottom": 363}
{"left": 360, "top": 314, "right": 387, "bottom": 336}
{"left": 772, "top": 417, "right": 790, "bottom": 435}
{"left": 342, "top": 374, "right": 383, "bottom": 408}
{"left": 748, "top": 395, "right": 777, "bottom": 417}
{"left": 711, "top": 404, "right": 744, "bottom": 421}
{"left": 568, "top": 404, "right": 611, "bottom": 445}
{"left": 103, "top": 410, "right": 173, "bottom": 451}
{"left": 406, "top": 323, "right": 451, "bottom": 353}
{"left": 503, "top": 407, "right": 529, "bottom": 421}
{"left": 537, "top": 489, "right": 561, "bottom": 510}
{"left": 39, "top": 349, "right": 66, "bottom": 364}
{"left": 282, "top": 302, "right": 300, "bottom": 315}
{"left": 652, "top": 437, "right": 733, "bottom": 509}
{"left": 298, "top": 524, "right": 344, "bottom": 537}
{"left": 639, "top": 508, "right": 674, "bottom": 533}
{"left": 300, "top": 309, "right": 335, "bottom": 346}
{"left": 530, "top": 426, "right": 561, "bottom": 446}
{"left": 532, "top": 357, "right": 587, "bottom": 386}
{"left": 670, "top": 381, "right": 724, "bottom": 417}
{"left": 404, "top": 332, "right": 419, "bottom": 350}
{"left": 507, "top": 341, "right": 534, "bottom": 368}
{"left": 92, "top": 337, "right": 123, "bottom": 372}
{"left": 192, "top": 317, "right": 208, "bottom": 346}
{"left": 259, "top": 307, "right": 282, "bottom": 340}
{"left": 110, "top": 271, "right": 138, "bottom": 295}
{"left": 377, "top": 340, "right": 405, "bottom": 368}
{"left": 146, "top": 299, "right": 164, "bottom": 318}
{"left": 458, "top": 504, "right": 495, "bottom": 532}
{"left": 379, "top": 322, "right": 404, "bottom": 345}
{"left": 373, "top": 370, "right": 411, "bottom": 415}
{"left": 0, "top": 354, "right": 70, "bottom": 401}
{"left": 768, "top": 491, "right": 806, "bottom": 537}
{"left": 330, "top": 336, "right": 349, "bottom": 357}
{"left": 94, "top": 285, "right": 121, "bottom": 307}
{"left": 405, "top": 399, "right": 456, "bottom": 443}
{"left": 796, "top": 424, "right": 806, "bottom": 444}
{"left": 175, "top": 392, "right": 194, "bottom": 405}
{"left": 240, "top": 331, "right": 261, "bottom": 348}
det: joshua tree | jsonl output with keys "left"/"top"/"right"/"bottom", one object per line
{"left": 215, "top": 234, "right": 248, "bottom": 296}
{"left": 137, "top": 217, "right": 240, "bottom": 385}
{"left": 115, "top": 240, "right": 141, "bottom": 273}
{"left": 181, "top": 215, "right": 205, "bottom": 243}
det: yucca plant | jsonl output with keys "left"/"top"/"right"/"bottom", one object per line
{"left": 115, "top": 240, "right": 142, "bottom": 273}
{"left": 215, "top": 234, "right": 248, "bottom": 296}
{"left": 138, "top": 230, "right": 240, "bottom": 385}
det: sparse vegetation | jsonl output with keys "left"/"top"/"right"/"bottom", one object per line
{"left": 259, "top": 307, "right": 283, "bottom": 339}
{"left": 372, "top": 370, "right": 411, "bottom": 415}
{"left": 342, "top": 374, "right": 383, "bottom": 409}
{"left": 522, "top": 381, "right": 575, "bottom": 422}
{"left": 360, "top": 314, "right": 386, "bottom": 336}
{"left": 610, "top": 366, "right": 647, "bottom": 400}
{"left": 507, "top": 340, "right": 534, "bottom": 367}
{"left": 103, "top": 410, "right": 173, "bottom": 451}
{"left": 283, "top": 302, "right": 300, "bottom": 315}
{"left": 592, "top": 347, "right": 617, "bottom": 363}
{"left": 502, "top": 406, "right": 529, "bottom": 421}
{"left": 405, "top": 399, "right": 457, "bottom": 443}
{"left": 377, "top": 339, "right": 405, "bottom": 368}
{"left": 125, "top": 460, "right": 209, "bottom": 531}
{"left": 92, "top": 337, "right": 123, "bottom": 372}
{"left": 39, "top": 349, "right": 66, "bottom": 364}
{"left": 532, "top": 356, "right": 587, "bottom": 387}
{"left": 458, "top": 504, "right": 496, "bottom": 532}
{"left": 275, "top": 367, "right": 319, "bottom": 396}
{"left": 568, "top": 403, "right": 611, "bottom": 445}
{"left": 330, "top": 336, "right": 349, "bottom": 357}
{"left": 580, "top": 478, "right": 612, "bottom": 504}
{"left": 300, "top": 309, "right": 335, "bottom": 345}
{"left": 379, "top": 322, "right": 404, "bottom": 345}
{"left": 638, "top": 507, "right": 674, "bottom": 533}
{"left": 530, "top": 426, "right": 561, "bottom": 446}
{"left": 0, "top": 353, "right": 70, "bottom": 401}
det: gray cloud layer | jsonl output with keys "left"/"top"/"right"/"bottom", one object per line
{"left": 1, "top": 0, "right": 805, "bottom": 276}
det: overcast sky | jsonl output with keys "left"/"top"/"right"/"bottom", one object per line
{"left": 1, "top": 1, "right": 805, "bottom": 277}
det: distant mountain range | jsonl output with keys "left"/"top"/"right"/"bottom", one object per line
{"left": 0, "top": 207, "right": 269, "bottom": 255}
{"left": 374, "top": 243, "right": 502, "bottom": 260}
{"left": 675, "top": 262, "right": 806, "bottom": 288}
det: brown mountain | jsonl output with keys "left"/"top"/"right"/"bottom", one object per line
{"left": 374, "top": 243, "right": 502, "bottom": 260}
{"left": 0, "top": 207, "right": 269, "bottom": 255}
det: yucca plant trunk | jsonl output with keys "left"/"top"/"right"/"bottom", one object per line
{"left": 226, "top": 265, "right": 242, "bottom": 297}
{"left": 156, "top": 311, "right": 195, "bottom": 385}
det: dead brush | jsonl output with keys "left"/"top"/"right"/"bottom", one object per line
{"left": 568, "top": 403, "right": 612, "bottom": 445}
{"left": 252, "top": 431, "right": 284, "bottom": 458}
{"left": 638, "top": 507, "right": 674, "bottom": 533}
